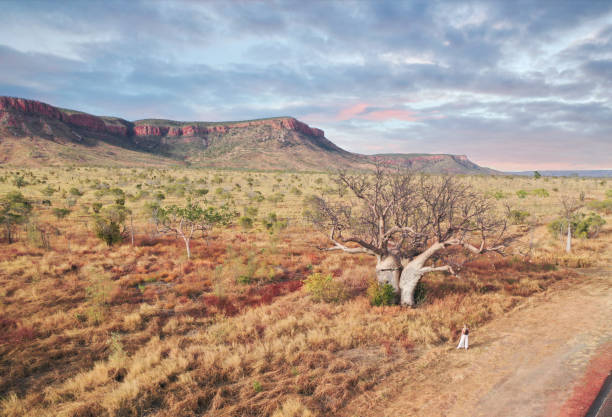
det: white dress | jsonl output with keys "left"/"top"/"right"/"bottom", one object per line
{"left": 457, "top": 331, "right": 469, "bottom": 349}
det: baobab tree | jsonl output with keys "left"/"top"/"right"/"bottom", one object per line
{"left": 307, "top": 165, "right": 508, "bottom": 306}
{"left": 559, "top": 195, "right": 583, "bottom": 253}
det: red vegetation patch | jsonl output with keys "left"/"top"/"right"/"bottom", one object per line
{"left": 553, "top": 341, "right": 612, "bottom": 417}
{"left": 0, "top": 315, "right": 38, "bottom": 345}
{"left": 201, "top": 280, "right": 303, "bottom": 316}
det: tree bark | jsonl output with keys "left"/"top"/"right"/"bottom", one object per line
{"left": 183, "top": 236, "right": 191, "bottom": 259}
{"left": 398, "top": 264, "right": 423, "bottom": 306}
{"left": 565, "top": 222, "right": 571, "bottom": 253}
{"left": 375, "top": 255, "right": 402, "bottom": 293}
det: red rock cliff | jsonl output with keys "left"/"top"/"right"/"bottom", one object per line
{"left": 0, "top": 96, "right": 325, "bottom": 139}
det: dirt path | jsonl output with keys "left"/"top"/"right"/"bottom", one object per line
{"left": 340, "top": 268, "right": 612, "bottom": 417}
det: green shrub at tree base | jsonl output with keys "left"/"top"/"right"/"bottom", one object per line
{"left": 367, "top": 281, "right": 397, "bottom": 306}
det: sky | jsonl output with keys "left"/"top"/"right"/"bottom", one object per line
{"left": 0, "top": 0, "right": 611, "bottom": 171}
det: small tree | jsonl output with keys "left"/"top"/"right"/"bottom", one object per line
{"left": 559, "top": 196, "right": 583, "bottom": 253}
{"left": 152, "top": 200, "right": 235, "bottom": 259}
{"left": 0, "top": 191, "right": 33, "bottom": 243}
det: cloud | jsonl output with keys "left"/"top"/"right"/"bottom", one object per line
{"left": 0, "top": 0, "right": 611, "bottom": 169}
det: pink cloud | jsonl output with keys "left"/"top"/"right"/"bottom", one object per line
{"left": 335, "top": 102, "right": 369, "bottom": 121}
{"left": 335, "top": 103, "right": 423, "bottom": 122}
{"left": 361, "top": 109, "right": 419, "bottom": 122}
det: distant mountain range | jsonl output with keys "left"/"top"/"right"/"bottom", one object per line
{"left": 508, "top": 170, "right": 612, "bottom": 178}
{"left": 0, "top": 96, "right": 497, "bottom": 174}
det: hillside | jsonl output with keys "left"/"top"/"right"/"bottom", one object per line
{"left": 372, "top": 153, "right": 499, "bottom": 175}
{"left": 0, "top": 96, "right": 495, "bottom": 173}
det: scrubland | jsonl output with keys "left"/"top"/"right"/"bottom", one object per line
{"left": 0, "top": 167, "right": 610, "bottom": 416}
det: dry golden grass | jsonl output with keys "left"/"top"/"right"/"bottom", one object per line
{"left": 0, "top": 167, "right": 610, "bottom": 416}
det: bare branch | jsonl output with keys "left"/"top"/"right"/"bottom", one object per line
{"left": 420, "top": 265, "right": 455, "bottom": 275}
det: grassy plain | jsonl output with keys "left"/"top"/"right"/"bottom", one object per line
{"left": 0, "top": 167, "right": 610, "bottom": 416}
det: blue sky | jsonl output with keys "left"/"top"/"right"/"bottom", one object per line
{"left": 1, "top": 0, "right": 611, "bottom": 170}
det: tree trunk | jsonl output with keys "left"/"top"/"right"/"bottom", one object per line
{"left": 6, "top": 224, "right": 13, "bottom": 244}
{"left": 130, "top": 214, "right": 134, "bottom": 247}
{"left": 565, "top": 222, "right": 571, "bottom": 253}
{"left": 398, "top": 263, "right": 424, "bottom": 306}
{"left": 375, "top": 255, "right": 402, "bottom": 293}
{"left": 183, "top": 237, "right": 191, "bottom": 259}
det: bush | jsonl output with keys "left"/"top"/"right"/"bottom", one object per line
{"left": 262, "top": 213, "right": 288, "bottom": 234}
{"left": 606, "top": 190, "right": 612, "bottom": 198}
{"left": 267, "top": 192, "right": 285, "bottom": 203}
{"left": 532, "top": 188, "right": 549, "bottom": 197}
{"left": 507, "top": 209, "right": 530, "bottom": 224}
{"left": 516, "top": 190, "right": 528, "bottom": 199}
{"left": 69, "top": 187, "right": 83, "bottom": 196}
{"left": 247, "top": 191, "right": 265, "bottom": 203}
{"left": 41, "top": 185, "right": 56, "bottom": 196}
{"left": 367, "top": 281, "right": 397, "bottom": 306}
{"left": 239, "top": 216, "right": 253, "bottom": 229}
{"left": 52, "top": 208, "right": 71, "bottom": 219}
{"left": 548, "top": 213, "right": 606, "bottom": 239}
{"left": 588, "top": 199, "right": 612, "bottom": 215}
{"left": 94, "top": 219, "right": 123, "bottom": 246}
{"left": 93, "top": 205, "right": 128, "bottom": 246}
{"left": 13, "top": 176, "right": 28, "bottom": 188}
{"left": 304, "top": 273, "right": 345, "bottom": 302}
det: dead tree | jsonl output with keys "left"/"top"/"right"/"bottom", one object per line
{"left": 307, "top": 165, "right": 507, "bottom": 306}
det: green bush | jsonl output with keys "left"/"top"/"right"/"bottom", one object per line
{"left": 606, "top": 190, "right": 612, "bottom": 198}
{"left": 94, "top": 219, "right": 123, "bottom": 246}
{"left": 93, "top": 205, "right": 128, "bottom": 246}
{"left": 532, "top": 188, "right": 549, "bottom": 197}
{"left": 52, "top": 208, "right": 71, "bottom": 219}
{"left": 244, "top": 206, "right": 258, "bottom": 217}
{"left": 69, "top": 187, "right": 83, "bottom": 196}
{"left": 587, "top": 199, "right": 612, "bottom": 215}
{"left": 516, "top": 190, "right": 528, "bottom": 199}
{"left": 267, "top": 192, "right": 285, "bottom": 203}
{"left": 304, "top": 273, "right": 345, "bottom": 303}
{"left": 239, "top": 216, "right": 253, "bottom": 229}
{"left": 262, "top": 213, "right": 288, "bottom": 234}
{"left": 367, "top": 281, "right": 397, "bottom": 306}
{"left": 41, "top": 185, "right": 56, "bottom": 196}
{"left": 252, "top": 380, "right": 263, "bottom": 393}
{"left": 507, "top": 209, "right": 530, "bottom": 224}
{"left": 548, "top": 213, "right": 606, "bottom": 239}
{"left": 13, "top": 176, "right": 28, "bottom": 188}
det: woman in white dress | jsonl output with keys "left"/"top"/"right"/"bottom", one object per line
{"left": 457, "top": 324, "right": 469, "bottom": 350}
